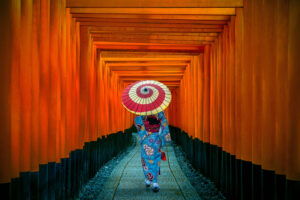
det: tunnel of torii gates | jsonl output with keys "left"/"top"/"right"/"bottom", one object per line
{"left": 0, "top": 0, "right": 299, "bottom": 199}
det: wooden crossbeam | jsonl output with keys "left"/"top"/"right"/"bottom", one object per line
{"left": 107, "top": 62, "right": 189, "bottom": 66}
{"left": 109, "top": 65, "right": 187, "bottom": 71}
{"left": 87, "top": 26, "right": 223, "bottom": 33}
{"left": 120, "top": 76, "right": 183, "bottom": 81}
{"left": 100, "top": 51, "right": 200, "bottom": 57}
{"left": 113, "top": 70, "right": 184, "bottom": 74}
{"left": 115, "top": 71, "right": 184, "bottom": 76}
{"left": 95, "top": 43, "right": 204, "bottom": 52}
{"left": 92, "top": 33, "right": 216, "bottom": 41}
{"left": 81, "top": 21, "right": 223, "bottom": 29}
{"left": 67, "top": 0, "right": 243, "bottom": 8}
{"left": 100, "top": 51, "right": 195, "bottom": 60}
{"left": 100, "top": 49, "right": 198, "bottom": 56}
{"left": 101, "top": 57, "right": 192, "bottom": 61}
{"left": 122, "top": 84, "right": 179, "bottom": 89}
{"left": 93, "top": 37, "right": 213, "bottom": 45}
{"left": 70, "top": 8, "right": 236, "bottom": 15}
{"left": 75, "top": 18, "right": 228, "bottom": 25}
{"left": 123, "top": 80, "right": 180, "bottom": 83}
{"left": 117, "top": 73, "right": 184, "bottom": 77}
{"left": 72, "top": 14, "right": 231, "bottom": 21}
{"left": 124, "top": 84, "right": 180, "bottom": 88}
{"left": 99, "top": 51, "right": 200, "bottom": 61}
{"left": 122, "top": 80, "right": 181, "bottom": 87}
{"left": 92, "top": 32, "right": 219, "bottom": 37}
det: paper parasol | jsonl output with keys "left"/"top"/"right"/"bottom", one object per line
{"left": 121, "top": 80, "right": 172, "bottom": 115}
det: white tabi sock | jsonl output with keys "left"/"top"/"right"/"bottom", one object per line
{"left": 145, "top": 179, "right": 151, "bottom": 185}
{"left": 153, "top": 182, "right": 159, "bottom": 188}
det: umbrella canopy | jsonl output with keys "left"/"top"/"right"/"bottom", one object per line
{"left": 121, "top": 80, "right": 172, "bottom": 115}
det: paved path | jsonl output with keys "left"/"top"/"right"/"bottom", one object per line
{"left": 96, "top": 133, "right": 201, "bottom": 200}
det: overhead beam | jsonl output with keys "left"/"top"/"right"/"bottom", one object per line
{"left": 67, "top": 0, "right": 243, "bottom": 8}
{"left": 95, "top": 43, "right": 204, "bottom": 52}
{"left": 72, "top": 14, "right": 231, "bottom": 21}
{"left": 93, "top": 41, "right": 204, "bottom": 53}
{"left": 92, "top": 33, "right": 217, "bottom": 41}
{"left": 113, "top": 70, "right": 184, "bottom": 74}
{"left": 117, "top": 74, "right": 184, "bottom": 77}
{"left": 80, "top": 22, "right": 223, "bottom": 29}
{"left": 109, "top": 65, "right": 187, "bottom": 71}
{"left": 123, "top": 80, "right": 180, "bottom": 84}
{"left": 100, "top": 51, "right": 200, "bottom": 57}
{"left": 92, "top": 32, "right": 220, "bottom": 36}
{"left": 87, "top": 26, "right": 223, "bottom": 33}
{"left": 99, "top": 51, "right": 200, "bottom": 60}
{"left": 122, "top": 80, "right": 181, "bottom": 87}
{"left": 93, "top": 37, "right": 213, "bottom": 45}
{"left": 101, "top": 56, "right": 192, "bottom": 62}
{"left": 75, "top": 18, "right": 228, "bottom": 25}
{"left": 123, "top": 80, "right": 180, "bottom": 83}
{"left": 100, "top": 50, "right": 196, "bottom": 59}
{"left": 70, "top": 8, "right": 236, "bottom": 15}
{"left": 115, "top": 71, "right": 184, "bottom": 76}
{"left": 122, "top": 84, "right": 179, "bottom": 90}
{"left": 120, "top": 76, "right": 183, "bottom": 81}
{"left": 106, "top": 62, "right": 189, "bottom": 66}
{"left": 123, "top": 84, "right": 180, "bottom": 88}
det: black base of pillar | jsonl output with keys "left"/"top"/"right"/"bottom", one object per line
{"left": 276, "top": 174, "right": 286, "bottom": 200}
{"left": 20, "top": 172, "right": 31, "bottom": 199}
{"left": 261, "top": 169, "right": 275, "bottom": 200}
{"left": 252, "top": 164, "right": 262, "bottom": 200}
{"left": 286, "top": 180, "right": 300, "bottom": 200}
{"left": 0, "top": 182, "right": 10, "bottom": 200}
{"left": 30, "top": 172, "right": 39, "bottom": 200}
{"left": 241, "top": 160, "right": 252, "bottom": 200}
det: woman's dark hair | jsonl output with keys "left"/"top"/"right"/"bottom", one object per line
{"left": 146, "top": 116, "right": 161, "bottom": 125}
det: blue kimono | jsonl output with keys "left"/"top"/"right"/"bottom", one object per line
{"left": 135, "top": 111, "right": 171, "bottom": 183}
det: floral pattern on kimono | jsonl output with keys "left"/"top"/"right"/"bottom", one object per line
{"left": 135, "top": 111, "right": 171, "bottom": 183}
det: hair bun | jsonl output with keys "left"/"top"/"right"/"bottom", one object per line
{"left": 147, "top": 116, "right": 161, "bottom": 125}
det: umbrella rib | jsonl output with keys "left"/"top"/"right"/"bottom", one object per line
{"left": 148, "top": 90, "right": 158, "bottom": 115}
{"left": 150, "top": 90, "right": 161, "bottom": 115}
{"left": 135, "top": 89, "right": 144, "bottom": 114}
{"left": 157, "top": 88, "right": 171, "bottom": 112}
{"left": 123, "top": 91, "right": 138, "bottom": 112}
{"left": 122, "top": 96, "right": 132, "bottom": 107}
{"left": 152, "top": 84, "right": 168, "bottom": 114}
{"left": 144, "top": 94, "right": 148, "bottom": 116}
{"left": 141, "top": 94, "right": 145, "bottom": 115}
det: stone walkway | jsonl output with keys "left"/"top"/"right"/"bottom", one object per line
{"left": 96, "top": 133, "right": 201, "bottom": 200}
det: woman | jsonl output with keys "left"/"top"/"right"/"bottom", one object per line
{"left": 135, "top": 111, "right": 171, "bottom": 192}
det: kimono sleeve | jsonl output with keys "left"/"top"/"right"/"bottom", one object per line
{"left": 158, "top": 111, "right": 171, "bottom": 148}
{"left": 134, "top": 116, "right": 147, "bottom": 145}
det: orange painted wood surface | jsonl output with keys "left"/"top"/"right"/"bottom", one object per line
{"left": 1, "top": 0, "right": 300, "bottom": 184}
{"left": 67, "top": 0, "right": 243, "bottom": 8}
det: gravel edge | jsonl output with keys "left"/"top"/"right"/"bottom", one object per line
{"left": 78, "top": 136, "right": 137, "bottom": 200}
{"left": 172, "top": 143, "right": 226, "bottom": 200}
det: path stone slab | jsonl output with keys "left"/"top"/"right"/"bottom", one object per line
{"left": 97, "top": 134, "right": 201, "bottom": 200}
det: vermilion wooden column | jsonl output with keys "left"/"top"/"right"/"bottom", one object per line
{"left": 10, "top": 0, "right": 21, "bottom": 181}
{"left": 0, "top": 0, "right": 12, "bottom": 184}
{"left": 31, "top": 0, "right": 41, "bottom": 171}
{"left": 234, "top": 8, "right": 243, "bottom": 161}
{"left": 203, "top": 45, "right": 210, "bottom": 144}
{"left": 287, "top": 0, "right": 300, "bottom": 182}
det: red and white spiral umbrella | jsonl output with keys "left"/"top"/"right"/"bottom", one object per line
{"left": 121, "top": 80, "right": 172, "bottom": 115}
